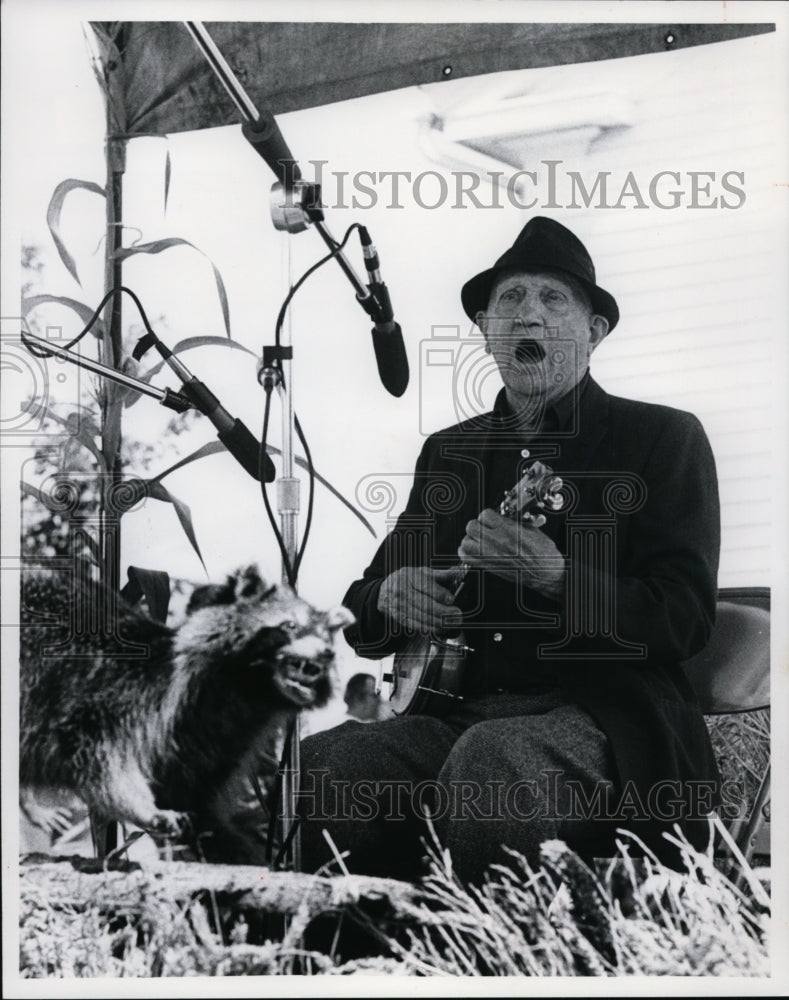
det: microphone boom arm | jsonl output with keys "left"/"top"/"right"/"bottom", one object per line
{"left": 21, "top": 331, "right": 191, "bottom": 413}
{"left": 184, "top": 21, "right": 388, "bottom": 327}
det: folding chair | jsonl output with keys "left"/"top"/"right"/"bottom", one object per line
{"left": 681, "top": 588, "right": 770, "bottom": 864}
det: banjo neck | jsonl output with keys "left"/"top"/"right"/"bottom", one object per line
{"left": 446, "top": 461, "right": 564, "bottom": 601}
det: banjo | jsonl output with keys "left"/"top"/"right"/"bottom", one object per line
{"left": 384, "top": 460, "right": 565, "bottom": 716}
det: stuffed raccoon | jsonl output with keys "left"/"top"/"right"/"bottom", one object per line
{"left": 20, "top": 564, "right": 352, "bottom": 859}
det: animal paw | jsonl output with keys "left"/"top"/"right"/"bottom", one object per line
{"left": 147, "top": 810, "right": 191, "bottom": 838}
{"left": 22, "top": 800, "right": 75, "bottom": 837}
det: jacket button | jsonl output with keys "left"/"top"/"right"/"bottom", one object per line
{"left": 493, "top": 632, "right": 503, "bottom": 642}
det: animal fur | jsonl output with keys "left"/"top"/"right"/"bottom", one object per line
{"left": 19, "top": 564, "right": 352, "bottom": 859}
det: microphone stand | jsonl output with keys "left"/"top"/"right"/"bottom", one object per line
{"left": 184, "top": 20, "right": 410, "bottom": 873}
{"left": 273, "top": 235, "right": 301, "bottom": 873}
{"left": 185, "top": 20, "right": 313, "bottom": 874}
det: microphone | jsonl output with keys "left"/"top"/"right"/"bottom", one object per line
{"left": 133, "top": 335, "right": 276, "bottom": 483}
{"left": 181, "top": 380, "right": 277, "bottom": 484}
{"left": 358, "top": 227, "right": 410, "bottom": 398}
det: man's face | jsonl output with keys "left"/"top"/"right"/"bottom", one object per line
{"left": 479, "top": 269, "right": 608, "bottom": 416}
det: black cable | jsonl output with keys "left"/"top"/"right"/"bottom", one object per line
{"left": 274, "top": 223, "right": 363, "bottom": 351}
{"left": 262, "top": 223, "right": 362, "bottom": 587}
{"left": 22, "top": 285, "right": 157, "bottom": 359}
{"left": 293, "top": 412, "right": 314, "bottom": 580}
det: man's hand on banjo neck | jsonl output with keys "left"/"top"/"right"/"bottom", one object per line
{"left": 377, "top": 509, "right": 565, "bottom": 635}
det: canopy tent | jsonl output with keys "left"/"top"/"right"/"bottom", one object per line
{"left": 90, "top": 21, "right": 773, "bottom": 138}
{"left": 78, "top": 18, "right": 777, "bottom": 599}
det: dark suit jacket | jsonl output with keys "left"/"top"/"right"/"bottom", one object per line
{"left": 344, "top": 375, "right": 722, "bottom": 853}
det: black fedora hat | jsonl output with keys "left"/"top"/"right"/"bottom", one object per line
{"left": 461, "top": 216, "right": 619, "bottom": 332}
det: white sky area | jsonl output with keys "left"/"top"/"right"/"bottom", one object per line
{"left": 2, "top": 1, "right": 789, "bottom": 995}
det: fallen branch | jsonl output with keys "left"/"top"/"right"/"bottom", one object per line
{"left": 20, "top": 854, "right": 420, "bottom": 923}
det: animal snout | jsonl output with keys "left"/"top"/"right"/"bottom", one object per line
{"left": 297, "top": 655, "right": 331, "bottom": 680}
{"left": 278, "top": 644, "right": 334, "bottom": 682}
{"left": 284, "top": 636, "right": 334, "bottom": 662}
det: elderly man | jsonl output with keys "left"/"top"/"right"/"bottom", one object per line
{"left": 300, "top": 217, "right": 721, "bottom": 884}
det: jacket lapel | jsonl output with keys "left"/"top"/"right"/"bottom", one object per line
{"left": 555, "top": 375, "right": 610, "bottom": 476}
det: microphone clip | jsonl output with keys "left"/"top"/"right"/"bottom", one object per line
{"left": 270, "top": 181, "right": 324, "bottom": 234}
{"left": 364, "top": 280, "right": 395, "bottom": 328}
{"left": 257, "top": 345, "right": 293, "bottom": 392}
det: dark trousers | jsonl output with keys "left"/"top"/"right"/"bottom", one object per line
{"left": 299, "top": 690, "right": 618, "bottom": 884}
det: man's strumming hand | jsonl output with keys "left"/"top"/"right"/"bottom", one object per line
{"left": 377, "top": 566, "right": 463, "bottom": 634}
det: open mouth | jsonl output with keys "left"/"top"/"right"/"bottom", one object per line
{"left": 515, "top": 340, "right": 546, "bottom": 365}
{"left": 274, "top": 654, "right": 327, "bottom": 706}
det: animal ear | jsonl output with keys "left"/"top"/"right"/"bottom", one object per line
{"left": 187, "top": 579, "right": 236, "bottom": 614}
{"left": 237, "top": 564, "right": 272, "bottom": 598}
{"left": 325, "top": 606, "right": 355, "bottom": 631}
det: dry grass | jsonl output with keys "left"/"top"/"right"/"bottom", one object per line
{"left": 19, "top": 819, "right": 769, "bottom": 979}
{"left": 341, "top": 819, "right": 769, "bottom": 977}
{"left": 706, "top": 708, "right": 770, "bottom": 830}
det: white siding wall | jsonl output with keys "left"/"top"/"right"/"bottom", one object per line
{"left": 476, "top": 34, "right": 784, "bottom": 589}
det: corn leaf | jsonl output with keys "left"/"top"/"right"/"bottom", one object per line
{"left": 114, "top": 239, "right": 230, "bottom": 337}
{"left": 144, "top": 480, "right": 206, "bottom": 572}
{"left": 268, "top": 444, "right": 377, "bottom": 538}
{"left": 20, "top": 402, "right": 107, "bottom": 472}
{"left": 148, "top": 440, "right": 229, "bottom": 481}
{"left": 20, "top": 481, "right": 51, "bottom": 507}
{"left": 150, "top": 440, "right": 376, "bottom": 537}
{"left": 46, "top": 179, "right": 106, "bottom": 286}
{"left": 122, "top": 336, "right": 256, "bottom": 407}
{"left": 164, "top": 148, "right": 171, "bottom": 212}
{"left": 22, "top": 295, "right": 106, "bottom": 340}
{"left": 168, "top": 335, "right": 256, "bottom": 358}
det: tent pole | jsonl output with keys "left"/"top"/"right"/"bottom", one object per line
{"left": 92, "top": 133, "right": 126, "bottom": 858}
{"left": 102, "top": 136, "right": 126, "bottom": 597}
